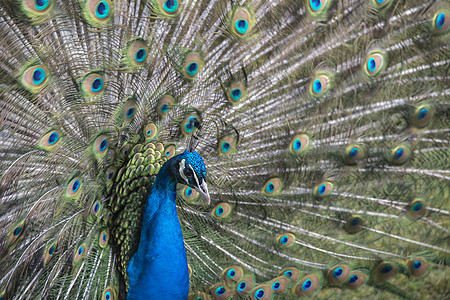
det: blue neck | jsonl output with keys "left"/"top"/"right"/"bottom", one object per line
{"left": 127, "top": 162, "right": 189, "bottom": 299}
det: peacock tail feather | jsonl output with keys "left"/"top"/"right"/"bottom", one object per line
{"left": 0, "top": 0, "right": 449, "bottom": 299}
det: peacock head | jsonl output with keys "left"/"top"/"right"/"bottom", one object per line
{"left": 170, "top": 150, "right": 210, "bottom": 204}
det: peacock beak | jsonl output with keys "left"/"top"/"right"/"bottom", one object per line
{"left": 195, "top": 180, "right": 210, "bottom": 205}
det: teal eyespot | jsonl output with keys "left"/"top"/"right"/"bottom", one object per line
{"left": 95, "top": 1, "right": 110, "bottom": 19}
{"left": 390, "top": 144, "right": 410, "bottom": 165}
{"left": 135, "top": 48, "right": 147, "bottom": 62}
{"left": 235, "top": 19, "right": 249, "bottom": 34}
{"left": 230, "top": 7, "right": 254, "bottom": 38}
{"left": 307, "top": 0, "right": 331, "bottom": 15}
{"left": 181, "top": 115, "right": 200, "bottom": 136}
{"left": 66, "top": 177, "right": 82, "bottom": 198}
{"left": 345, "top": 144, "right": 365, "bottom": 165}
{"left": 182, "top": 52, "right": 203, "bottom": 79}
{"left": 73, "top": 243, "right": 86, "bottom": 264}
{"left": 309, "top": 0, "right": 322, "bottom": 12}
{"left": 102, "top": 287, "right": 115, "bottom": 300}
{"left": 215, "top": 286, "right": 226, "bottom": 296}
{"left": 186, "top": 62, "right": 198, "bottom": 76}
{"left": 93, "top": 134, "right": 109, "bottom": 157}
{"left": 364, "top": 51, "right": 386, "bottom": 77}
{"left": 406, "top": 198, "right": 426, "bottom": 219}
{"left": 295, "top": 274, "right": 322, "bottom": 296}
{"left": 92, "top": 77, "right": 103, "bottom": 92}
{"left": 32, "top": 67, "right": 46, "bottom": 85}
{"left": 231, "top": 88, "right": 242, "bottom": 101}
{"left": 212, "top": 202, "right": 232, "bottom": 220}
{"left": 38, "top": 130, "right": 62, "bottom": 150}
{"left": 302, "top": 279, "right": 311, "bottom": 290}
{"left": 254, "top": 288, "right": 264, "bottom": 298}
{"left": 20, "top": 64, "right": 49, "bottom": 93}
{"left": 313, "top": 181, "right": 333, "bottom": 199}
{"left": 163, "top": 0, "right": 178, "bottom": 13}
{"left": 408, "top": 257, "right": 428, "bottom": 277}
{"left": 289, "top": 134, "right": 310, "bottom": 155}
{"left": 262, "top": 178, "right": 282, "bottom": 196}
{"left": 157, "top": 95, "right": 174, "bottom": 117}
{"left": 81, "top": 73, "right": 105, "bottom": 97}
{"left": 279, "top": 267, "right": 300, "bottom": 284}
{"left": 237, "top": 281, "right": 247, "bottom": 291}
{"left": 99, "top": 230, "right": 109, "bottom": 248}
{"left": 346, "top": 271, "right": 367, "bottom": 290}
{"left": 326, "top": 264, "right": 350, "bottom": 285}
{"left": 433, "top": 10, "right": 449, "bottom": 33}
{"left": 227, "top": 82, "right": 246, "bottom": 104}
{"left": 277, "top": 233, "right": 295, "bottom": 247}
{"left": 373, "top": 0, "right": 391, "bottom": 8}
{"left": 144, "top": 123, "right": 158, "bottom": 140}
{"left": 35, "top": 0, "right": 50, "bottom": 11}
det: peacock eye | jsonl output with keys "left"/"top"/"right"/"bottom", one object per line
{"left": 183, "top": 167, "right": 193, "bottom": 178}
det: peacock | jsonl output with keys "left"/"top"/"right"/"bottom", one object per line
{"left": 0, "top": 0, "right": 449, "bottom": 299}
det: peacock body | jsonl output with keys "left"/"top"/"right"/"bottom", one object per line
{"left": 0, "top": 0, "right": 449, "bottom": 299}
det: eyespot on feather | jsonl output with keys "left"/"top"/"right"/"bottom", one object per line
{"left": 9, "top": 220, "right": 26, "bottom": 244}
{"left": 345, "top": 270, "right": 368, "bottom": 290}
{"left": 121, "top": 144, "right": 132, "bottom": 158}
{"left": 327, "top": 264, "right": 350, "bottom": 285}
{"left": 102, "top": 287, "right": 116, "bottom": 300}
{"left": 373, "top": 261, "right": 398, "bottom": 281}
{"left": 295, "top": 274, "right": 322, "bottom": 297}
{"left": 289, "top": 134, "right": 310, "bottom": 155}
{"left": 20, "top": 64, "right": 49, "bottom": 93}
{"left": 390, "top": 144, "right": 410, "bottom": 165}
{"left": 181, "top": 114, "right": 200, "bottom": 136}
{"left": 270, "top": 276, "right": 289, "bottom": 294}
{"left": 250, "top": 285, "right": 273, "bottom": 300}
{"left": 73, "top": 243, "right": 86, "bottom": 264}
{"left": 22, "top": 0, "right": 53, "bottom": 20}
{"left": 313, "top": 181, "right": 333, "bottom": 199}
{"left": 262, "top": 178, "right": 282, "bottom": 196}
{"left": 309, "top": 74, "right": 330, "bottom": 97}
{"left": 83, "top": 0, "right": 113, "bottom": 27}
{"left": 218, "top": 135, "right": 237, "bottom": 155}
{"left": 66, "top": 177, "right": 82, "bottom": 198}
{"left": 407, "top": 257, "right": 428, "bottom": 277}
{"left": 210, "top": 283, "right": 232, "bottom": 299}
{"left": 411, "top": 104, "right": 432, "bottom": 128}
{"left": 181, "top": 186, "right": 199, "bottom": 203}
{"left": 344, "top": 215, "right": 364, "bottom": 233}
{"left": 406, "top": 198, "right": 426, "bottom": 219}
{"left": 212, "top": 202, "right": 232, "bottom": 220}
{"left": 92, "top": 134, "right": 109, "bottom": 157}
{"left": 125, "top": 39, "right": 148, "bottom": 67}
{"left": 433, "top": 10, "right": 449, "bottom": 33}
{"left": 163, "top": 145, "right": 176, "bottom": 160}
{"left": 372, "top": 0, "right": 392, "bottom": 9}
{"left": 143, "top": 123, "right": 158, "bottom": 140}
{"left": 307, "top": 0, "right": 332, "bottom": 16}
{"left": 344, "top": 144, "right": 364, "bottom": 165}
{"left": 222, "top": 266, "right": 244, "bottom": 285}
{"left": 37, "top": 130, "right": 62, "bottom": 150}
{"left": 90, "top": 200, "right": 102, "bottom": 218}
{"left": 155, "top": 0, "right": 180, "bottom": 16}
{"left": 277, "top": 233, "right": 295, "bottom": 247}
{"left": 227, "top": 81, "right": 246, "bottom": 104}
{"left": 279, "top": 267, "right": 300, "bottom": 284}
{"left": 230, "top": 7, "right": 255, "bottom": 38}
{"left": 44, "top": 241, "right": 57, "bottom": 264}
{"left": 157, "top": 95, "right": 174, "bottom": 117}
{"left": 99, "top": 230, "right": 109, "bottom": 248}
{"left": 236, "top": 274, "right": 255, "bottom": 296}
{"left": 363, "top": 51, "right": 386, "bottom": 77}
{"left": 182, "top": 52, "right": 204, "bottom": 79}
{"left": 81, "top": 73, "right": 105, "bottom": 97}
